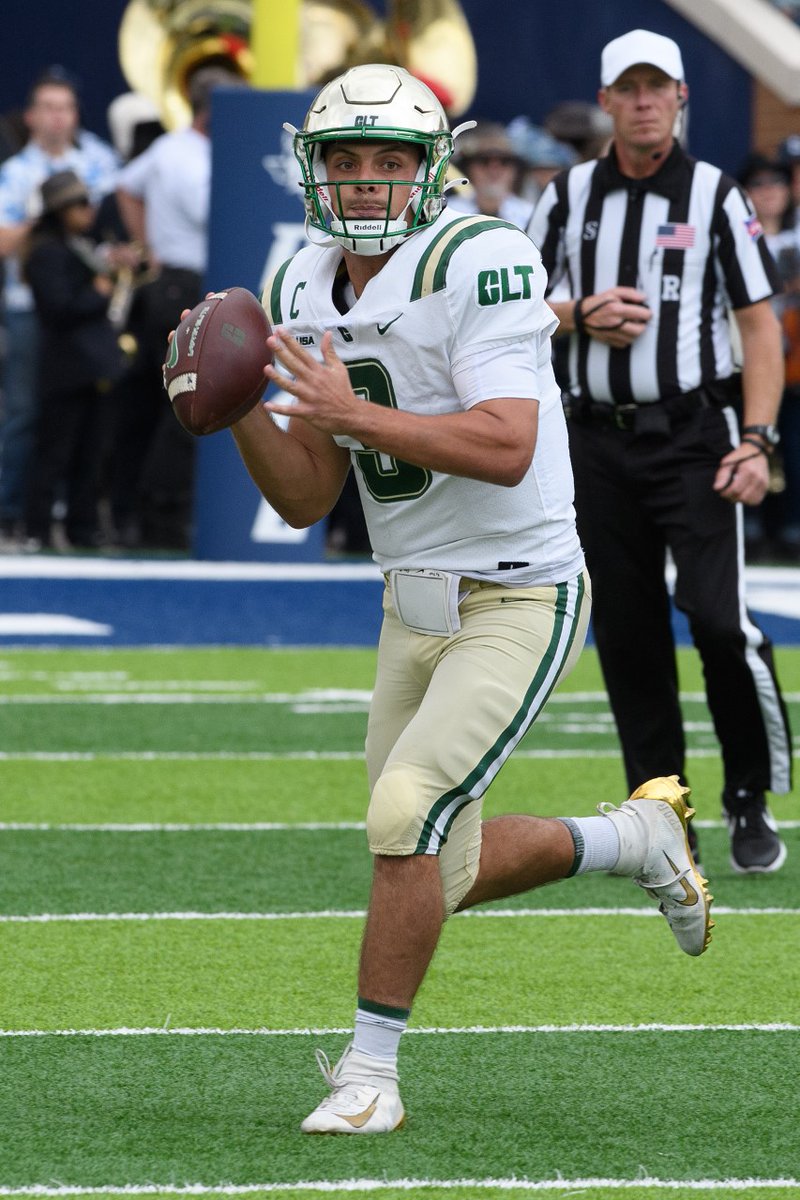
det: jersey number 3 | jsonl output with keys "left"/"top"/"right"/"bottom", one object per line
{"left": 347, "top": 360, "right": 432, "bottom": 503}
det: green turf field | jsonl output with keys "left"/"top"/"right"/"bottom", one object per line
{"left": 1, "top": 645, "right": 799, "bottom": 1200}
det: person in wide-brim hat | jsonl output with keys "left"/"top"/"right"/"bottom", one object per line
{"left": 40, "top": 169, "right": 91, "bottom": 215}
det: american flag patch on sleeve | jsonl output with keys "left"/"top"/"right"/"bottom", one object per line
{"left": 744, "top": 215, "right": 763, "bottom": 240}
{"left": 655, "top": 223, "right": 696, "bottom": 249}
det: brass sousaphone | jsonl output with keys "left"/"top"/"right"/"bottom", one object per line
{"left": 118, "top": 0, "right": 478, "bottom": 129}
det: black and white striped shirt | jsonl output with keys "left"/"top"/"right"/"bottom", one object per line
{"left": 528, "top": 142, "right": 781, "bottom": 404}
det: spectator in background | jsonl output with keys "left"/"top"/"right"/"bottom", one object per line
{"left": 508, "top": 120, "right": 577, "bottom": 392}
{"left": 738, "top": 152, "right": 800, "bottom": 561}
{"left": 543, "top": 99, "right": 613, "bottom": 162}
{"left": 777, "top": 134, "right": 800, "bottom": 228}
{"left": 107, "top": 93, "right": 163, "bottom": 171}
{"left": 506, "top": 117, "right": 577, "bottom": 206}
{"left": 113, "top": 66, "right": 246, "bottom": 551}
{"left": 91, "top": 92, "right": 164, "bottom": 544}
{"left": 20, "top": 171, "right": 125, "bottom": 550}
{"left": 96, "top": 92, "right": 163, "bottom": 247}
{"left": 0, "top": 67, "right": 118, "bottom": 551}
{"left": 0, "top": 108, "right": 25, "bottom": 165}
{"left": 447, "top": 121, "right": 533, "bottom": 228}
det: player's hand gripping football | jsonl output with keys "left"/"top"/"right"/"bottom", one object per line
{"left": 263, "top": 329, "right": 362, "bottom": 435}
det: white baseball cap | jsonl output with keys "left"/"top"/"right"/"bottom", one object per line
{"left": 600, "top": 29, "right": 684, "bottom": 87}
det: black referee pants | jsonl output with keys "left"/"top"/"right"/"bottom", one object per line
{"left": 568, "top": 404, "right": 792, "bottom": 803}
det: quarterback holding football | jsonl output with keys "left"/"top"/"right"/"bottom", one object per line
{"left": 226, "top": 64, "right": 712, "bottom": 1133}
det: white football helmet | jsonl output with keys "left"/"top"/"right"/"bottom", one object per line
{"left": 287, "top": 64, "right": 465, "bottom": 256}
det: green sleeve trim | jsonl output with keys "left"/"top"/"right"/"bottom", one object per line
{"left": 267, "top": 257, "right": 293, "bottom": 326}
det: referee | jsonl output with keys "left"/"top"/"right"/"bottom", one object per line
{"left": 529, "top": 28, "right": 792, "bottom": 874}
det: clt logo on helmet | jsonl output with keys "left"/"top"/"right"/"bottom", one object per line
{"left": 355, "top": 115, "right": 380, "bottom": 127}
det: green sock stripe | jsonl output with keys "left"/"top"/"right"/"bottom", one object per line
{"left": 358, "top": 996, "right": 411, "bottom": 1022}
{"left": 560, "top": 817, "right": 585, "bottom": 878}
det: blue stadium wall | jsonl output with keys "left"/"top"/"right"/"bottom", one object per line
{"left": 4, "top": 1, "right": 750, "bottom": 177}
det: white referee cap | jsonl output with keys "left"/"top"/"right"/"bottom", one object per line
{"left": 600, "top": 29, "right": 684, "bottom": 86}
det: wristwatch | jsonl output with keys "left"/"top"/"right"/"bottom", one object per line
{"left": 742, "top": 424, "right": 781, "bottom": 451}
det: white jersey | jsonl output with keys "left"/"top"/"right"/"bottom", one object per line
{"left": 265, "top": 209, "right": 584, "bottom": 586}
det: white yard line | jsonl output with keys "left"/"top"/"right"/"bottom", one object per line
{"left": 0, "top": 751, "right": 370, "bottom": 761}
{"left": 0, "top": 906, "right": 796, "bottom": 923}
{"left": 0, "top": 822, "right": 369, "bottom": 832}
{"left": 1, "top": 1022, "right": 797, "bottom": 1039}
{"left": 0, "top": 1177, "right": 798, "bottom": 1195}
{"left": 0, "top": 749, "right": 781, "bottom": 762}
{"left": 0, "top": 694, "right": 372, "bottom": 706}
{"left": 3, "top": 692, "right": 800, "bottom": 704}
{"left": 0, "top": 820, "right": 797, "bottom": 832}
{"left": 3, "top": 688, "right": 799, "bottom": 701}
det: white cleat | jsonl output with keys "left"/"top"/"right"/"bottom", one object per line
{"left": 599, "top": 775, "right": 714, "bottom": 957}
{"left": 300, "top": 1042, "right": 405, "bottom": 1134}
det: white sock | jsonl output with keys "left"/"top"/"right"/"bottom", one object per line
{"left": 353, "top": 999, "right": 409, "bottom": 1063}
{"left": 561, "top": 815, "right": 621, "bottom": 875}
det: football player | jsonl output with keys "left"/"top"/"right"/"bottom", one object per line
{"left": 228, "top": 64, "right": 713, "bottom": 1133}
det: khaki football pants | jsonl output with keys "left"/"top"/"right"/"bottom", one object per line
{"left": 365, "top": 571, "right": 591, "bottom": 914}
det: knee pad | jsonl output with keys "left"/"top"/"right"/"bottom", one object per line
{"left": 366, "top": 766, "right": 423, "bottom": 855}
{"left": 367, "top": 767, "right": 483, "bottom": 914}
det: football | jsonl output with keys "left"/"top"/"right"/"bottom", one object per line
{"left": 163, "top": 287, "right": 272, "bottom": 436}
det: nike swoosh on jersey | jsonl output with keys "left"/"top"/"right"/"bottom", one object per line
{"left": 377, "top": 315, "right": 403, "bottom": 335}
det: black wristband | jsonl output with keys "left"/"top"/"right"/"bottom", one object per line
{"left": 573, "top": 297, "right": 585, "bottom": 333}
{"left": 740, "top": 435, "right": 770, "bottom": 457}
{"left": 742, "top": 424, "right": 779, "bottom": 451}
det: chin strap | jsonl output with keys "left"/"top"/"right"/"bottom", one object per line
{"left": 303, "top": 217, "right": 338, "bottom": 249}
{"left": 330, "top": 216, "right": 412, "bottom": 256}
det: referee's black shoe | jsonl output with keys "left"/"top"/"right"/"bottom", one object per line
{"left": 723, "top": 789, "right": 787, "bottom": 874}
